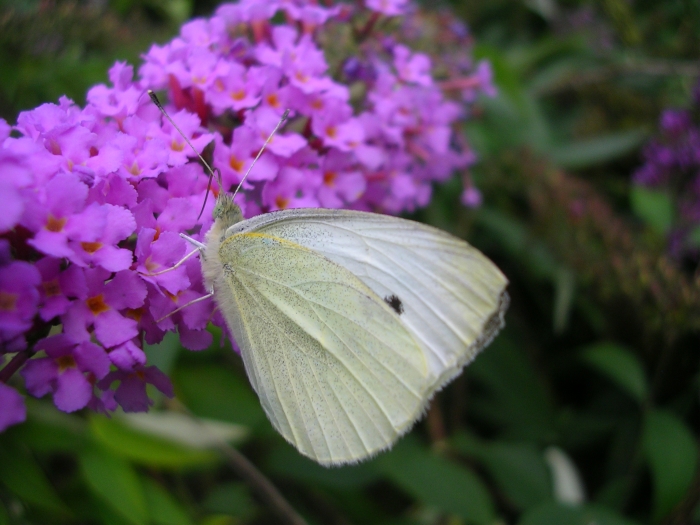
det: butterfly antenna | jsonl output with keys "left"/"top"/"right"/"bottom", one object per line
{"left": 231, "top": 109, "right": 290, "bottom": 201}
{"left": 148, "top": 90, "right": 222, "bottom": 220}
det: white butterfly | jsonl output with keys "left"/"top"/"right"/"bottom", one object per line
{"left": 148, "top": 92, "right": 509, "bottom": 466}
{"left": 198, "top": 192, "right": 508, "bottom": 466}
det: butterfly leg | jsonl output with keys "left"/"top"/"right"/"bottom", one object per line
{"left": 151, "top": 234, "right": 215, "bottom": 322}
{"left": 155, "top": 291, "right": 215, "bottom": 322}
{"left": 180, "top": 233, "right": 206, "bottom": 252}
{"left": 179, "top": 233, "right": 215, "bottom": 294}
{"left": 142, "top": 246, "right": 201, "bottom": 277}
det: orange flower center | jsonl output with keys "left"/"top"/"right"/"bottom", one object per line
{"left": 229, "top": 155, "right": 244, "bottom": 172}
{"left": 81, "top": 242, "right": 102, "bottom": 254}
{"left": 275, "top": 196, "right": 290, "bottom": 210}
{"left": 86, "top": 294, "right": 110, "bottom": 315}
{"left": 46, "top": 214, "right": 67, "bottom": 233}
{"left": 266, "top": 93, "right": 280, "bottom": 108}
{"left": 323, "top": 171, "right": 337, "bottom": 187}
{"left": 294, "top": 71, "right": 308, "bottom": 84}
{"left": 57, "top": 355, "right": 76, "bottom": 371}
{"left": 47, "top": 139, "right": 62, "bottom": 155}
{"left": 125, "top": 308, "right": 143, "bottom": 322}
{"left": 0, "top": 291, "right": 17, "bottom": 311}
{"left": 144, "top": 257, "right": 159, "bottom": 273}
{"left": 43, "top": 279, "right": 61, "bottom": 297}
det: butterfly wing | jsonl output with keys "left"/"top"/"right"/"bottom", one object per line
{"left": 225, "top": 209, "right": 509, "bottom": 393}
{"left": 209, "top": 231, "right": 431, "bottom": 465}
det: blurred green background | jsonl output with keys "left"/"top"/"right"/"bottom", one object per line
{"left": 1, "top": 0, "right": 699, "bottom": 524}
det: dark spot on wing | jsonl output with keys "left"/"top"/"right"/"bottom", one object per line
{"left": 384, "top": 294, "right": 404, "bottom": 315}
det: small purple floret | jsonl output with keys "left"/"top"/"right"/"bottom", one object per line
{"left": 0, "top": 0, "right": 491, "bottom": 426}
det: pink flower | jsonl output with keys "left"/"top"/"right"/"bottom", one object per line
{"left": 99, "top": 365, "right": 173, "bottom": 412}
{"left": 87, "top": 62, "right": 144, "bottom": 120}
{"left": 393, "top": 45, "right": 432, "bottom": 86}
{"left": 311, "top": 101, "right": 365, "bottom": 152}
{"left": 0, "top": 261, "right": 41, "bottom": 349}
{"left": 22, "top": 335, "right": 111, "bottom": 412}
{"left": 0, "top": 0, "right": 493, "bottom": 427}
{"left": 0, "top": 383, "right": 25, "bottom": 432}
{"left": 366, "top": 0, "right": 410, "bottom": 16}
{"left": 208, "top": 63, "right": 265, "bottom": 113}
{"left": 212, "top": 126, "right": 279, "bottom": 191}
{"left": 35, "top": 258, "right": 87, "bottom": 321}
{"left": 62, "top": 268, "right": 146, "bottom": 348}
{"left": 461, "top": 186, "right": 483, "bottom": 208}
{"left": 262, "top": 166, "right": 321, "bottom": 210}
{"left": 318, "top": 150, "right": 367, "bottom": 208}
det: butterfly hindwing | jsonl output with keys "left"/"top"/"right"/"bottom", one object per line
{"left": 209, "top": 230, "right": 431, "bottom": 465}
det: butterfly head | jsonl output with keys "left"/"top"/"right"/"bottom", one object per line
{"left": 213, "top": 192, "right": 243, "bottom": 230}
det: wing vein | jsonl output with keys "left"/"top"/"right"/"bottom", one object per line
{"left": 304, "top": 298, "right": 419, "bottom": 417}
{"left": 291, "top": 347, "right": 332, "bottom": 460}
{"left": 237, "top": 266, "right": 424, "bottom": 377}
{"left": 306, "top": 358, "right": 355, "bottom": 460}
{"left": 362, "top": 237, "right": 495, "bottom": 339}
{"left": 234, "top": 276, "right": 314, "bottom": 453}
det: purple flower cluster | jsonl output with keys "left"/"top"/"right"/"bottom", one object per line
{"left": 0, "top": 0, "right": 496, "bottom": 431}
{"left": 633, "top": 81, "right": 700, "bottom": 259}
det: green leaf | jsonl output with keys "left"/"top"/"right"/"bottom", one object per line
{"left": 553, "top": 267, "right": 576, "bottom": 334}
{"left": 199, "top": 517, "right": 248, "bottom": 525}
{"left": 468, "top": 336, "right": 557, "bottom": 441}
{"left": 580, "top": 342, "right": 648, "bottom": 403}
{"left": 202, "top": 482, "right": 255, "bottom": 519}
{"left": 264, "top": 441, "right": 381, "bottom": 489}
{"left": 642, "top": 409, "right": 698, "bottom": 521}
{"left": 476, "top": 208, "right": 561, "bottom": 281}
{"left": 475, "top": 91, "right": 553, "bottom": 153}
{"left": 630, "top": 186, "right": 674, "bottom": 235}
{"left": 378, "top": 437, "right": 495, "bottom": 523}
{"left": 89, "top": 415, "right": 219, "bottom": 468}
{"left": 79, "top": 446, "right": 148, "bottom": 525}
{"left": 144, "top": 0, "right": 192, "bottom": 24}
{"left": 519, "top": 502, "right": 641, "bottom": 525}
{"left": 172, "top": 363, "right": 266, "bottom": 429}
{"left": 0, "top": 501, "right": 8, "bottom": 525}
{"left": 551, "top": 129, "right": 647, "bottom": 169}
{"left": 143, "top": 478, "right": 193, "bottom": 525}
{"left": 91, "top": 501, "right": 140, "bottom": 525}
{"left": 595, "top": 476, "right": 635, "bottom": 510}
{"left": 486, "top": 443, "right": 553, "bottom": 510}
{"left": 453, "top": 434, "right": 552, "bottom": 511}
{"left": 144, "top": 330, "right": 182, "bottom": 376}
{"left": 0, "top": 434, "right": 69, "bottom": 515}
{"left": 687, "top": 225, "right": 700, "bottom": 248}
{"left": 528, "top": 55, "right": 597, "bottom": 95}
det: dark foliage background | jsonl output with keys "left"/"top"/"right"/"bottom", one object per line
{"left": 1, "top": 0, "right": 699, "bottom": 524}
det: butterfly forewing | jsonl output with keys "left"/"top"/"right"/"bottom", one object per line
{"left": 211, "top": 231, "right": 431, "bottom": 465}
{"left": 223, "top": 209, "right": 509, "bottom": 393}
